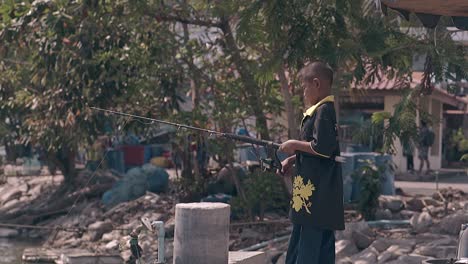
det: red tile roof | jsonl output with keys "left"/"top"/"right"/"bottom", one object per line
{"left": 349, "top": 70, "right": 468, "bottom": 107}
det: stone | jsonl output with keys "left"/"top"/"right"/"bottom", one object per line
{"left": 2, "top": 198, "right": 20, "bottom": 208}
{"left": 414, "top": 246, "right": 440, "bottom": 258}
{"left": 394, "top": 254, "right": 428, "bottom": 264}
{"left": 336, "top": 257, "right": 353, "bottom": 264}
{"left": 414, "top": 245, "right": 457, "bottom": 259}
{"left": 405, "top": 197, "right": 425, "bottom": 212}
{"left": 240, "top": 228, "right": 262, "bottom": 239}
{"left": 140, "top": 212, "right": 162, "bottom": 222}
{"left": 423, "top": 197, "right": 443, "bottom": 207}
{"left": 62, "top": 238, "right": 81, "bottom": 248}
{"left": 350, "top": 246, "right": 378, "bottom": 264}
{"left": 263, "top": 247, "right": 283, "bottom": 264}
{"left": 0, "top": 228, "right": 19, "bottom": 238}
{"left": 105, "top": 240, "right": 119, "bottom": 250}
{"left": 17, "top": 183, "right": 29, "bottom": 193}
{"left": 275, "top": 252, "right": 286, "bottom": 264}
{"left": 370, "top": 239, "right": 391, "bottom": 253}
{"left": 375, "top": 209, "right": 392, "bottom": 220}
{"left": 0, "top": 187, "right": 22, "bottom": 205}
{"left": 410, "top": 212, "right": 432, "bottom": 232}
{"left": 415, "top": 234, "right": 456, "bottom": 246}
{"left": 335, "top": 240, "right": 358, "bottom": 258}
{"left": 425, "top": 205, "right": 445, "bottom": 216}
{"left": 336, "top": 221, "right": 373, "bottom": 241}
{"left": 352, "top": 231, "right": 373, "bottom": 249}
{"left": 460, "top": 201, "right": 468, "bottom": 210}
{"left": 379, "top": 195, "right": 405, "bottom": 212}
{"left": 87, "top": 221, "right": 113, "bottom": 242}
{"left": 440, "top": 213, "right": 468, "bottom": 235}
{"left": 164, "top": 217, "right": 175, "bottom": 238}
{"left": 101, "top": 230, "right": 121, "bottom": 242}
{"left": 400, "top": 210, "right": 416, "bottom": 219}
{"left": 228, "top": 251, "right": 266, "bottom": 264}
{"left": 378, "top": 244, "right": 413, "bottom": 263}
{"left": 378, "top": 249, "right": 397, "bottom": 263}
{"left": 28, "top": 184, "right": 43, "bottom": 197}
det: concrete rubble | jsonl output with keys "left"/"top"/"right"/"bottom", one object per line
{"left": 0, "top": 171, "right": 467, "bottom": 263}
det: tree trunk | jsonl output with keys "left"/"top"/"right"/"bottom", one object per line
{"left": 4, "top": 142, "right": 16, "bottom": 162}
{"left": 48, "top": 147, "right": 77, "bottom": 184}
{"left": 333, "top": 68, "right": 343, "bottom": 126}
{"left": 181, "top": 135, "right": 193, "bottom": 179}
{"left": 182, "top": 19, "right": 200, "bottom": 109}
{"left": 219, "top": 17, "right": 270, "bottom": 141}
{"left": 278, "top": 67, "right": 299, "bottom": 139}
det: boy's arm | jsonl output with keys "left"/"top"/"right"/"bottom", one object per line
{"left": 280, "top": 104, "right": 337, "bottom": 157}
{"left": 279, "top": 140, "right": 324, "bottom": 157}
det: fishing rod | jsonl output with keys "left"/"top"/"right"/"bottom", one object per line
{"left": 90, "top": 107, "right": 283, "bottom": 171}
{"left": 90, "top": 107, "right": 345, "bottom": 171}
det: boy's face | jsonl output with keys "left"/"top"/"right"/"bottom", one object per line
{"left": 302, "top": 77, "right": 320, "bottom": 105}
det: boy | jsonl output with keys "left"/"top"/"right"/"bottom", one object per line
{"left": 279, "top": 61, "right": 345, "bottom": 264}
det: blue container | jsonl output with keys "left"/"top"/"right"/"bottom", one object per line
{"left": 106, "top": 150, "right": 125, "bottom": 174}
{"left": 375, "top": 154, "right": 395, "bottom": 195}
{"left": 151, "top": 145, "right": 165, "bottom": 157}
{"left": 238, "top": 145, "right": 267, "bottom": 162}
{"left": 349, "top": 153, "right": 376, "bottom": 202}
{"left": 144, "top": 146, "right": 152, "bottom": 163}
{"left": 345, "top": 144, "right": 371, "bottom": 153}
{"left": 340, "top": 153, "right": 355, "bottom": 203}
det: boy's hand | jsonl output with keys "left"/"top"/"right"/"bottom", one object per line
{"left": 280, "top": 157, "right": 294, "bottom": 176}
{"left": 279, "top": 140, "right": 298, "bottom": 155}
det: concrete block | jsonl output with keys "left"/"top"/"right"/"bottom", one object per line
{"left": 229, "top": 251, "right": 266, "bottom": 264}
{"left": 60, "top": 253, "right": 123, "bottom": 264}
{"left": 173, "top": 202, "right": 230, "bottom": 264}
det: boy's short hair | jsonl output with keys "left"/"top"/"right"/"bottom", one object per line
{"left": 298, "top": 61, "right": 334, "bottom": 85}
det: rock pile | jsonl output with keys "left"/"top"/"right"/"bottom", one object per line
{"left": 1, "top": 170, "right": 468, "bottom": 264}
{"left": 331, "top": 190, "right": 467, "bottom": 264}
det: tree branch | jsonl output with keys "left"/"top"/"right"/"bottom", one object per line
{"left": 145, "top": 10, "right": 222, "bottom": 28}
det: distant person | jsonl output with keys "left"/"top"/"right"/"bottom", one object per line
{"left": 403, "top": 138, "right": 415, "bottom": 172}
{"left": 418, "top": 120, "right": 435, "bottom": 175}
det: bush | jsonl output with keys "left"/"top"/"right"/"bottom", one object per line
{"left": 352, "top": 159, "right": 381, "bottom": 221}
{"left": 231, "top": 170, "right": 289, "bottom": 221}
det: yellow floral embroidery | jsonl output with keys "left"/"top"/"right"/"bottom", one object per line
{"left": 291, "top": 175, "right": 315, "bottom": 214}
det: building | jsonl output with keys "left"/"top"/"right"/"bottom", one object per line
{"left": 339, "top": 71, "right": 468, "bottom": 173}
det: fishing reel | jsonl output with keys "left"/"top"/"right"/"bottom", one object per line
{"left": 259, "top": 150, "right": 282, "bottom": 173}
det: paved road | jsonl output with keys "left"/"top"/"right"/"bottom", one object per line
{"left": 395, "top": 173, "right": 468, "bottom": 195}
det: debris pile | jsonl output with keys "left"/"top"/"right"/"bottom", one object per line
{"left": 1, "top": 169, "right": 467, "bottom": 264}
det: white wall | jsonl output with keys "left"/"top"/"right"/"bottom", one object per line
{"left": 384, "top": 96, "right": 443, "bottom": 173}
{"left": 384, "top": 96, "right": 406, "bottom": 173}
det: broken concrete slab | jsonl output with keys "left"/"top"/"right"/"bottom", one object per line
{"left": 60, "top": 252, "right": 123, "bottom": 264}
{"left": 22, "top": 248, "right": 88, "bottom": 263}
{"left": 229, "top": 251, "right": 266, "bottom": 264}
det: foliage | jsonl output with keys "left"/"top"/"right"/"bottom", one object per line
{"left": 231, "top": 170, "right": 289, "bottom": 221}
{"left": 1, "top": 0, "right": 466, "bottom": 185}
{"left": 448, "top": 129, "right": 468, "bottom": 163}
{"left": 352, "top": 119, "right": 384, "bottom": 152}
{"left": 371, "top": 90, "right": 419, "bottom": 154}
{"left": 352, "top": 159, "right": 384, "bottom": 221}
{"left": 0, "top": 1, "right": 183, "bottom": 181}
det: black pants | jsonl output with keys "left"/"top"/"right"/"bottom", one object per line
{"left": 407, "top": 155, "right": 414, "bottom": 171}
{"left": 285, "top": 224, "right": 335, "bottom": 264}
